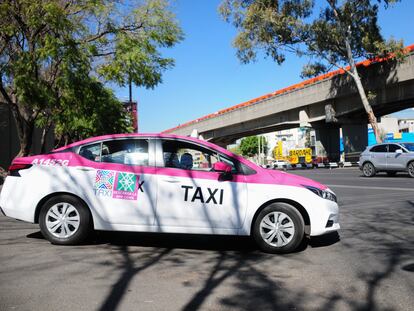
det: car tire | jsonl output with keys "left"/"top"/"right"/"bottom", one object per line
{"left": 39, "top": 195, "right": 92, "bottom": 245}
{"left": 362, "top": 162, "right": 376, "bottom": 177}
{"left": 408, "top": 162, "right": 414, "bottom": 178}
{"left": 386, "top": 172, "right": 397, "bottom": 177}
{"left": 252, "top": 202, "right": 305, "bottom": 254}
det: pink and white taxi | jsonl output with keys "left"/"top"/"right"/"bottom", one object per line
{"left": 0, "top": 134, "right": 339, "bottom": 253}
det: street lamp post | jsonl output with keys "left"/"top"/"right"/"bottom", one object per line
{"left": 128, "top": 76, "right": 139, "bottom": 133}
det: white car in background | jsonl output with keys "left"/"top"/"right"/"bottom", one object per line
{"left": 272, "top": 160, "right": 290, "bottom": 170}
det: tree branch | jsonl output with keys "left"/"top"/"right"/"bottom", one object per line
{"left": 0, "top": 79, "right": 14, "bottom": 106}
{"left": 93, "top": 50, "right": 116, "bottom": 57}
{"left": 80, "top": 23, "right": 144, "bottom": 44}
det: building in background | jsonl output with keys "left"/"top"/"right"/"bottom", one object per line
{"left": 399, "top": 118, "right": 414, "bottom": 133}
{"left": 368, "top": 116, "right": 414, "bottom": 146}
{"left": 123, "top": 101, "right": 138, "bottom": 133}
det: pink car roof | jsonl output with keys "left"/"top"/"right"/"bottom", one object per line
{"left": 53, "top": 133, "right": 251, "bottom": 166}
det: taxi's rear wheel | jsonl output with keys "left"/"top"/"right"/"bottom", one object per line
{"left": 39, "top": 195, "right": 91, "bottom": 245}
{"left": 252, "top": 203, "right": 305, "bottom": 254}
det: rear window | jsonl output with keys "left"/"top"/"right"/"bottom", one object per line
{"left": 79, "top": 143, "right": 101, "bottom": 162}
{"left": 102, "top": 139, "right": 149, "bottom": 166}
{"left": 370, "top": 145, "right": 387, "bottom": 153}
{"left": 78, "top": 139, "right": 149, "bottom": 166}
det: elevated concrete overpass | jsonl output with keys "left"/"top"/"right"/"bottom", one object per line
{"left": 164, "top": 45, "right": 414, "bottom": 161}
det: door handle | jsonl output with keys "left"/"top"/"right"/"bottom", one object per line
{"left": 76, "top": 167, "right": 95, "bottom": 172}
{"left": 163, "top": 178, "right": 180, "bottom": 183}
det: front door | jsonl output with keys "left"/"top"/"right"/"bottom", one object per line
{"left": 386, "top": 144, "right": 407, "bottom": 170}
{"left": 155, "top": 139, "right": 247, "bottom": 231}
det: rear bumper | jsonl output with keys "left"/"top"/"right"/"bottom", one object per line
{"left": 0, "top": 205, "right": 35, "bottom": 223}
{"left": 0, "top": 176, "right": 36, "bottom": 223}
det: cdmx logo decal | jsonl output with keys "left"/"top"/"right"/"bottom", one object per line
{"left": 94, "top": 170, "right": 144, "bottom": 201}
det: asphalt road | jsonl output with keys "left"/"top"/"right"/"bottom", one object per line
{"left": 0, "top": 168, "right": 413, "bottom": 311}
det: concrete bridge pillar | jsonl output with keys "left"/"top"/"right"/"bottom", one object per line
{"left": 341, "top": 123, "right": 368, "bottom": 162}
{"left": 314, "top": 127, "right": 341, "bottom": 162}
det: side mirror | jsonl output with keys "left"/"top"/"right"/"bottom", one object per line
{"left": 396, "top": 149, "right": 403, "bottom": 154}
{"left": 213, "top": 161, "right": 232, "bottom": 173}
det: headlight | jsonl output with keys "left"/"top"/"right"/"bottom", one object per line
{"left": 303, "top": 185, "right": 337, "bottom": 203}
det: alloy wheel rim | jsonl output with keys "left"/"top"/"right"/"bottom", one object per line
{"left": 364, "top": 164, "right": 373, "bottom": 176}
{"left": 46, "top": 203, "right": 80, "bottom": 238}
{"left": 409, "top": 163, "right": 414, "bottom": 176}
{"left": 260, "top": 212, "right": 295, "bottom": 247}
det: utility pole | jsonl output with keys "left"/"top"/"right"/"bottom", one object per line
{"left": 128, "top": 76, "right": 138, "bottom": 133}
{"left": 129, "top": 77, "right": 132, "bottom": 103}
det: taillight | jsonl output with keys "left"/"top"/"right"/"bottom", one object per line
{"left": 8, "top": 163, "right": 32, "bottom": 177}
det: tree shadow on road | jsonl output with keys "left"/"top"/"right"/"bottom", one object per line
{"left": 22, "top": 198, "right": 412, "bottom": 311}
{"left": 98, "top": 246, "right": 171, "bottom": 311}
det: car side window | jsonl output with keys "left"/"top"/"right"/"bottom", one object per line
{"left": 370, "top": 145, "right": 387, "bottom": 153}
{"left": 161, "top": 140, "right": 219, "bottom": 171}
{"left": 388, "top": 144, "right": 402, "bottom": 153}
{"left": 79, "top": 143, "right": 101, "bottom": 162}
{"left": 101, "top": 139, "right": 149, "bottom": 166}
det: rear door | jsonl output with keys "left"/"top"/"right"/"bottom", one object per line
{"left": 369, "top": 144, "right": 388, "bottom": 170}
{"left": 77, "top": 138, "right": 158, "bottom": 226}
{"left": 154, "top": 139, "right": 248, "bottom": 231}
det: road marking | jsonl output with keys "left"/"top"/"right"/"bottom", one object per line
{"left": 328, "top": 184, "right": 414, "bottom": 192}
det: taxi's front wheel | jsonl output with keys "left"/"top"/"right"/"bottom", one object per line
{"left": 39, "top": 195, "right": 91, "bottom": 245}
{"left": 252, "top": 203, "right": 305, "bottom": 254}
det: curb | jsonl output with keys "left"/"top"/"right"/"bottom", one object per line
{"left": 272, "top": 162, "right": 359, "bottom": 170}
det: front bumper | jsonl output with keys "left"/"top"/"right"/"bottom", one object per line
{"left": 309, "top": 198, "right": 340, "bottom": 236}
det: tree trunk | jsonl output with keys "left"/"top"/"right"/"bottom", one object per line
{"left": 342, "top": 32, "right": 382, "bottom": 144}
{"left": 350, "top": 68, "right": 383, "bottom": 144}
{"left": 17, "top": 120, "right": 34, "bottom": 158}
{"left": 327, "top": 3, "right": 383, "bottom": 145}
{"left": 9, "top": 104, "right": 35, "bottom": 158}
{"left": 40, "top": 126, "right": 50, "bottom": 154}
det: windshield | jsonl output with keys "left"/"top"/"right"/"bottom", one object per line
{"left": 401, "top": 143, "right": 414, "bottom": 152}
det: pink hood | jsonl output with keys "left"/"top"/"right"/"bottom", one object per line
{"left": 255, "top": 168, "right": 328, "bottom": 190}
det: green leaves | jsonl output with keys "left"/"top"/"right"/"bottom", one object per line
{"left": 0, "top": 0, "right": 182, "bottom": 154}
{"left": 220, "top": 0, "right": 404, "bottom": 70}
{"left": 90, "top": 0, "right": 183, "bottom": 88}
{"left": 220, "top": 0, "right": 404, "bottom": 144}
{"left": 240, "top": 136, "right": 268, "bottom": 157}
{"left": 220, "top": 0, "right": 313, "bottom": 64}
{"left": 53, "top": 78, "right": 133, "bottom": 142}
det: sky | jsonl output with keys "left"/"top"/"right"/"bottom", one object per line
{"left": 112, "top": 0, "right": 414, "bottom": 133}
